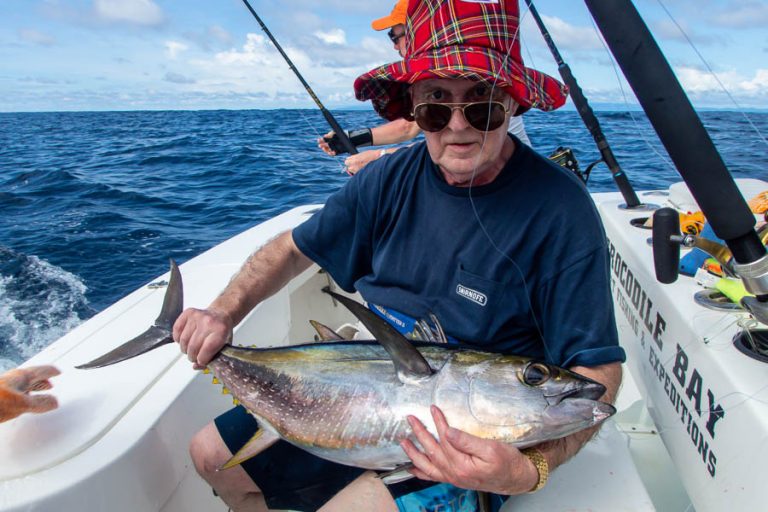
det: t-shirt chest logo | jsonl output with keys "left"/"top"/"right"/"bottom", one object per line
{"left": 456, "top": 284, "right": 487, "bottom": 306}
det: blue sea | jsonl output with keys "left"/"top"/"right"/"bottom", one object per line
{"left": 1, "top": 109, "right": 766, "bottom": 371}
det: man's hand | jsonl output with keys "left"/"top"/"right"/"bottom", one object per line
{"left": 343, "top": 150, "right": 386, "bottom": 175}
{"left": 0, "top": 365, "right": 60, "bottom": 423}
{"left": 401, "top": 405, "right": 539, "bottom": 495}
{"left": 173, "top": 307, "right": 234, "bottom": 369}
{"left": 318, "top": 131, "right": 337, "bottom": 156}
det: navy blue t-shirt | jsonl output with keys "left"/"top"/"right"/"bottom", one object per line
{"left": 294, "top": 137, "right": 624, "bottom": 368}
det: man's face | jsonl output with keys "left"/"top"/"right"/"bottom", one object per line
{"left": 411, "top": 79, "right": 516, "bottom": 187}
{"left": 388, "top": 24, "right": 407, "bottom": 58}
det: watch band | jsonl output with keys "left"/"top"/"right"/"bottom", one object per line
{"left": 521, "top": 448, "right": 549, "bottom": 493}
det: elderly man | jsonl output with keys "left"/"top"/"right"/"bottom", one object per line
{"left": 318, "top": 0, "right": 531, "bottom": 175}
{"left": 175, "top": 1, "right": 623, "bottom": 511}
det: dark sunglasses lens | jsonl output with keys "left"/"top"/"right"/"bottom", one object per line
{"left": 414, "top": 104, "right": 452, "bottom": 132}
{"left": 387, "top": 29, "right": 402, "bottom": 43}
{"left": 464, "top": 102, "right": 506, "bottom": 131}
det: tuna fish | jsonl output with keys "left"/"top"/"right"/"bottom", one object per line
{"left": 78, "top": 261, "right": 615, "bottom": 471}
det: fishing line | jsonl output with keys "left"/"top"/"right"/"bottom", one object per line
{"left": 587, "top": 16, "right": 677, "bottom": 174}
{"left": 464, "top": 3, "right": 554, "bottom": 362}
{"left": 295, "top": 108, "right": 348, "bottom": 175}
{"left": 655, "top": 0, "right": 768, "bottom": 149}
{"left": 239, "top": 0, "right": 358, "bottom": 156}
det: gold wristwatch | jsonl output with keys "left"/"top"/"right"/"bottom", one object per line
{"left": 521, "top": 448, "right": 549, "bottom": 493}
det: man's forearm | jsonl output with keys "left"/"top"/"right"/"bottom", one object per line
{"left": 371, "top": 118, "right": 421, "bottom": 145}
{"left": 536, "top": 362, "right": 622, "bottom": 470}
{"left": 209, "top": 230, "right": 313, "bottom": 326}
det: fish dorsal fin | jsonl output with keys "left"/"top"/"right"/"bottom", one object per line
{"left": 323, "top": 288, "right": 433, "bottom": 381}
{"left": 309, "top": 320, "right": 345, "bottom": 341}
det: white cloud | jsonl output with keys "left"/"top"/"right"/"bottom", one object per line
{"left": 738, "top": 69, "right": 768, "bottom": 93}
{"left": 164, "top": 72, "right": 195, "bottom": 85}
{"left": 18, "top": 29, "right": 56, "bottom": 46}
{"left": 93, "top": 0, "right": 164, "bottom": 26}
{"left": 165, "top": 41, "right": 188, "bottom": 59}
{"left": 522, "top": 14, "right": 604, "bottom": 53}
{"left": 314, "top": 29, "right": 346, "bottom": 45}
{"left": 710, "top": 1, "right": 768, "bottom": 28}
{"left": 676, "top": 66, "right": 768, "bottom": 103}
{"left": 177, "top": 32, "right": 369, "bottom": 105}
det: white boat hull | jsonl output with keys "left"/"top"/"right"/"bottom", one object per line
{"left": 595, "top": 179, "right": 768, "bottom": 512}
{"left": 13, "top": 191, "right": 755, "bottom": 510}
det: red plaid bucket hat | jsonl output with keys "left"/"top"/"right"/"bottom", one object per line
{"left": 353, "top": 0, "right": 568, "bottom": 120}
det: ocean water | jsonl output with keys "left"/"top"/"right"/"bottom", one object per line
{"left": 1, "top": 109, "right": 767, "bottom": 371}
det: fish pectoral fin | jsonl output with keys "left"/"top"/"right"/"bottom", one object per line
{"left": 309, "top": 320, "right": 345, "bottom": 341}
{"left": 322, "top": 288, "right": 433, "bottom": 381}
{"left": 377, "top": 464, "right": 416, "bottom": 485}
{"left": 217, "top": 428, "right": 278, "bottom": 471}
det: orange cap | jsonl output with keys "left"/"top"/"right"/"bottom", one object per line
{"left": 371, "top": 0, "right": 408, "bottom": 31}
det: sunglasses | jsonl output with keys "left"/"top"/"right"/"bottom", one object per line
{"left": 387, "top": 28, "right": 405, "bottom": 44}
{"left": 411, "top": 101, "right": 510, "bottom": 132}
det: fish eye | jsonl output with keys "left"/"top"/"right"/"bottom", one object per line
{"left": 521, "top": 362, "right": 550, "bottom": 386}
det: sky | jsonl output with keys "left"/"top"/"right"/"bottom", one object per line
{"left": 0, "top": 0, "right": 766, "bottom": 112}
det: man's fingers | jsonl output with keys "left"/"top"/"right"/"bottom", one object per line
{"left": 197, "top": 331, "right": 226, "bottom": 367}
{"left": 400, "top": 438, "right": 439, "bottom": 482}
{"left": 0, "top": 366, "right": 60, "bottom": 393}
{"left": 21, "top": 366, "right": 60, "bottom": 392}
{"left": 28, "top": 379, "right": 53, "bottom": 392}
{"left": 430, "top": 405, "right": 470, "bottom": 461}
{"left": 172, "top": 309, "right": 190, "bottom": 343}
{"left": 444, "top": 422, "right": 496, "bottom": 462}
{"left": 25, "top": 394, "right": 58, "bottom": 414}
{"left": 407, "top": 415, "right": 441, "bottom": 458}
{"left": 24, "top": 365, "right": 60, "bottom": 383}
{"left": 177, "top": 314, "right": 197, "bottom": 354}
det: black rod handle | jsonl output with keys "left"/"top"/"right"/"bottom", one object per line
{"left": 585, "top": 0, "right": 763, "bottom": 264}
{"left": 652, "top": 208, "right": 681, "bottom": 283}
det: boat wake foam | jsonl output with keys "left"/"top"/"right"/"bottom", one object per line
{"left": 0, "top": 246, "right": 94, "bottom": 372}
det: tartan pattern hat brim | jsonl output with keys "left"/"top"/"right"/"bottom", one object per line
{"left": 354, "top": 0, "right": 568, "bottom": 120}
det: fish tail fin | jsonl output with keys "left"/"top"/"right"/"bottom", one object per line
{"left": 76, "top": 259, "right": 183, "bottom": 369}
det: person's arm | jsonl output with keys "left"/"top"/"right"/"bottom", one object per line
{"left": 401, "top": 361, "right": 622, "bottom": 495}
{"left": 318, "top": 119, "right": 421, "bottom": 157}
{"left": 173, "top": 231, "right": 313, "bottom": 367}
{"left": 370, "top": 118, "right": 421, "bottom": 145}
{"left": 340, "top": 119, "right": 422, "bottom": 174}
{"left": 534, "top": 362, "right": 621, "bottom": 471}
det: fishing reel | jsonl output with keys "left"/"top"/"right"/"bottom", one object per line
{"left": 548, "top": 147, "right": 602, "bottom": 185}
{"left": 652, "top": 207, "right": 768, "bottom": 326}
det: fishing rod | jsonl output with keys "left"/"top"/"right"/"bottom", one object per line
{"left": 239, "top": 0, "right": 358, "bottom": 155}
{"left": 524, "top": 0, "right": 641, "bottom": 209}
{"left": 584, "top": 0, "right": 768, "bottom": 316}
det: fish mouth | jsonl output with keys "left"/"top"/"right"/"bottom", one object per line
{"left": 545, "top": 380, "right": 606, "bottom": 406}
